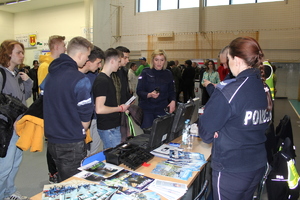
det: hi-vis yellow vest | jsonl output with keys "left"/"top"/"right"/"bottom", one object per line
{"left": 263, "top": 61, "right": 275, "bottom": 100}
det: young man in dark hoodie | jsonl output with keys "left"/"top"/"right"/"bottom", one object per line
{"left": 43, "top": 36, "right": 94, "bottom": 182}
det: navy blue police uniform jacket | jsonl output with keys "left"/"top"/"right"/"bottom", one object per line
{"left": 137, "top": 68, "right": 175, "bottom": 112}
{"left": 198, "top": 68, "right": 272, "bottom": 173}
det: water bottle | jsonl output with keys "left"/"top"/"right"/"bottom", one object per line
{"left": 181, "top": 119, "right": 190, "bottom": 147}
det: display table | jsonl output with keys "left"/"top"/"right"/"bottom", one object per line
{"left": 30, "top": 137, "right": 212, "bottom": 200}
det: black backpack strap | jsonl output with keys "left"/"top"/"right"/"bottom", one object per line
{"left": 0, "top": 68, "right": 6, "bottom": 92}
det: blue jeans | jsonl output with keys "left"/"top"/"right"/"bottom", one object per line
{"left": 97, "top": 126, "right": 121, "bottom": 149}
{"left": 0, "top": 131, "right": 23, "bottom": 199}
{"left": 48, "top": 140, "right": 87, "bottom": 182}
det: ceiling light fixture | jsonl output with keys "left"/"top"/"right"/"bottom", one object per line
{"left": 18, "top": 0, "right": 31, "bottom": 2}
{"left": 6, "top": 1, "right": 17, "bottom": 5}
{"left": 1, "top": 0, "right": 31, "bottom": 6}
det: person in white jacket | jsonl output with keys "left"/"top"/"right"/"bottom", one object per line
{"left": 128, "top": 62, "right": 138, "bottom": 96}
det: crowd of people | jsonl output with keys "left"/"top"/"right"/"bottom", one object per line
{"left": 0, "top": 35, "right": 275, "bottom": 200}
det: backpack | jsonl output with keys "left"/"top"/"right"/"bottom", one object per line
{"left": 0, "top": 68, "right": 28, "bottom": 157}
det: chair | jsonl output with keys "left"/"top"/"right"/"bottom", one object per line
{"left": 253, "top": 162, "right": 271, "bottom": 200}
{"left": 81, "top": 151, "right": 106, "bottom": 166}
{"left": 193, "top": 180, "right": 209, "bottom": 200}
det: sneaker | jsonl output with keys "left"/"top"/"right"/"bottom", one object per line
{"left": 4, "top": 191, "right": 28, "bottom": 200}
{"left": 49, "top": 172, "right": 58, "bottom": 184}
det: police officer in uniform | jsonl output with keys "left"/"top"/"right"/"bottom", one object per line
{"left": 198, "top": 37, "right": 273, "bottom": 200}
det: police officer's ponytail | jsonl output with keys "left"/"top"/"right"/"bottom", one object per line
{"left": 229, "top": 37, "right": 272, "bottom": 111}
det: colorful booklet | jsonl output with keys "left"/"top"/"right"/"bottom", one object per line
{"left": 169, "top": 150, "right": 205, "bottom": 161}
{"left": 74, "top": 170, "right": 106, "bottom": 182}
{"left": 42, "top": 180, "right": 117, "bottom": 200}
{"left": 150, "top": 144, "right": 182, "bottom": 159}
{"left": 103, "top": 170, "right": 155, "bottom": 195}
{"left": 167, "top": 150, "right": 207, "bottom": 171}
{"left": 151, "top": 162, "right": 193, "bottom": 181}
{"left": 148, "top": 179, "right": 187, "bottom": 200}
{"left": 110, "top": 191, "right": 161, "bottom": 200}
{"left": 78, "top": 160, "right": 123, "bottom": 179}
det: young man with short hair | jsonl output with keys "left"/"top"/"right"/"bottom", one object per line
{"left": 78, "top": 46, "right": 105, "bottom": 156}
{"left": 92, "top": 48, "right": 130, "bottom": 149}
{"left": 38, "top": 35, "right": 66, "bottom": 87}
{"left": 38, "top": 35, "right": 66, "bottom": 184}
{"left": 135, "top": 57, "right": 150, "bottom": 76}
{"left": 43, "top": 36, "right": 94, "bottom": 182}
{"left": 111, "top": 46, "right": 131, "bottom": 105}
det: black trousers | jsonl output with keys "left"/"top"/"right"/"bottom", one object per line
{"left": 46, "top": 149, "right": 57, "bottom": 175}
{"left": 48, "top": 140, "right": 87, "bottom": 182}
{"left": 201, "top": 88, "right": 210, "bottom": 105}
{"left": 212, "top": 166, "right": 265, "bottom": 200}
{"left": 183, "top": 85, "right": 195, "bottom": 103}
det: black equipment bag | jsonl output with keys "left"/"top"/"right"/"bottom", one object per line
{"left": 0, "top": 68, "right": 28, "bottom": 157}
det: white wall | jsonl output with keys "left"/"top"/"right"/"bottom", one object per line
{"left": 108, "top": 1, "right": 200, "bottom": 59}
{"left": 202, "top": 0, "right": 300, "bottom": 62}
{"left": 13, "top": 2, "right": 86, "bottom": 65}
{"left": 108, "top": 0, "right": 300, "bottom": 61}
{"left": 0, "top": 11, "right": 14, "bottom": 42}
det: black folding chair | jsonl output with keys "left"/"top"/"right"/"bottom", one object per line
{"left": 253, "top": 162, "right": 271, "bottom": 200}
{"left": 194, "top": 180, "right": 209, "bottom": 200}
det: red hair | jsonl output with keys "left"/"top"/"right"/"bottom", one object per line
{"left": 0, "top": 40, "right": 24, "bottom": 68}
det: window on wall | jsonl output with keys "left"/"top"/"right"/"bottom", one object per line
{"left": 179, "top": 0, "right": 199, "bottom": 9}
{"left": 138, "top": 0, "right": 199, "bottom": 12}
{"left": 231, "top": 0, "right": 255, "bottom": 4}
{"left": 206, "top": 0, "right": 229, "bottom": 6}
{"left": 161, "top": 0, "right": 177, "bottom": 10}
{"left": 139, "top": 0, "right": 157, "bottom": 12}
{"left": 257, "top": 0, "right": 283, "bottom": 2}
{"left": 206, "top": 0, "right": 284, "bottom": 6}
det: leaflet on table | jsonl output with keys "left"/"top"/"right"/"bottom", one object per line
{"left": 110, "top": 190, "right": 161, "bottom": 200}
{"left": 148, "top": 179, "right": 187, "bottom": 200}
{"left": 74, "top": 171, "right": 105, "bottom": 182}
{"left": 78, "top": 160, "right": 123, "bottom": 179}
{"left": 42, "top": 180, "right": 117, "bottom": 200}
{"left": 167, "top": 150, "right": 207, "bottom": 171}
{"left": 151, "top": 162, "right": 193, "bottom": 181}
{"left": 152, "top": 179, "right": 187, "bottom": 190}
{"left": 148, "top": 185, "right": 185, "bottom": 200}
{"left": 169, "top": 150, "right": 205, "bottom": 161}
{"left": 165, "top": 159, "right": 206, "bottom": 171}
{"left": 150, "top": 144, "right": 182, "bottom": 159}
{"left": 103, "top": 170, "right": 155, "bottom": 195}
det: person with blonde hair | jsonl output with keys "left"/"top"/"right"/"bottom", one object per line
{"left": 43, "top": 36, "right": 94, "bottom": 182}
{"left": 38, "top": 35, "right": 66, "bottom": 87}
{"left": 136, "top": 49, "right": 176, "bottom": 129}
{"left": 38, "top": 35, "right": 66, "bottom": 184}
